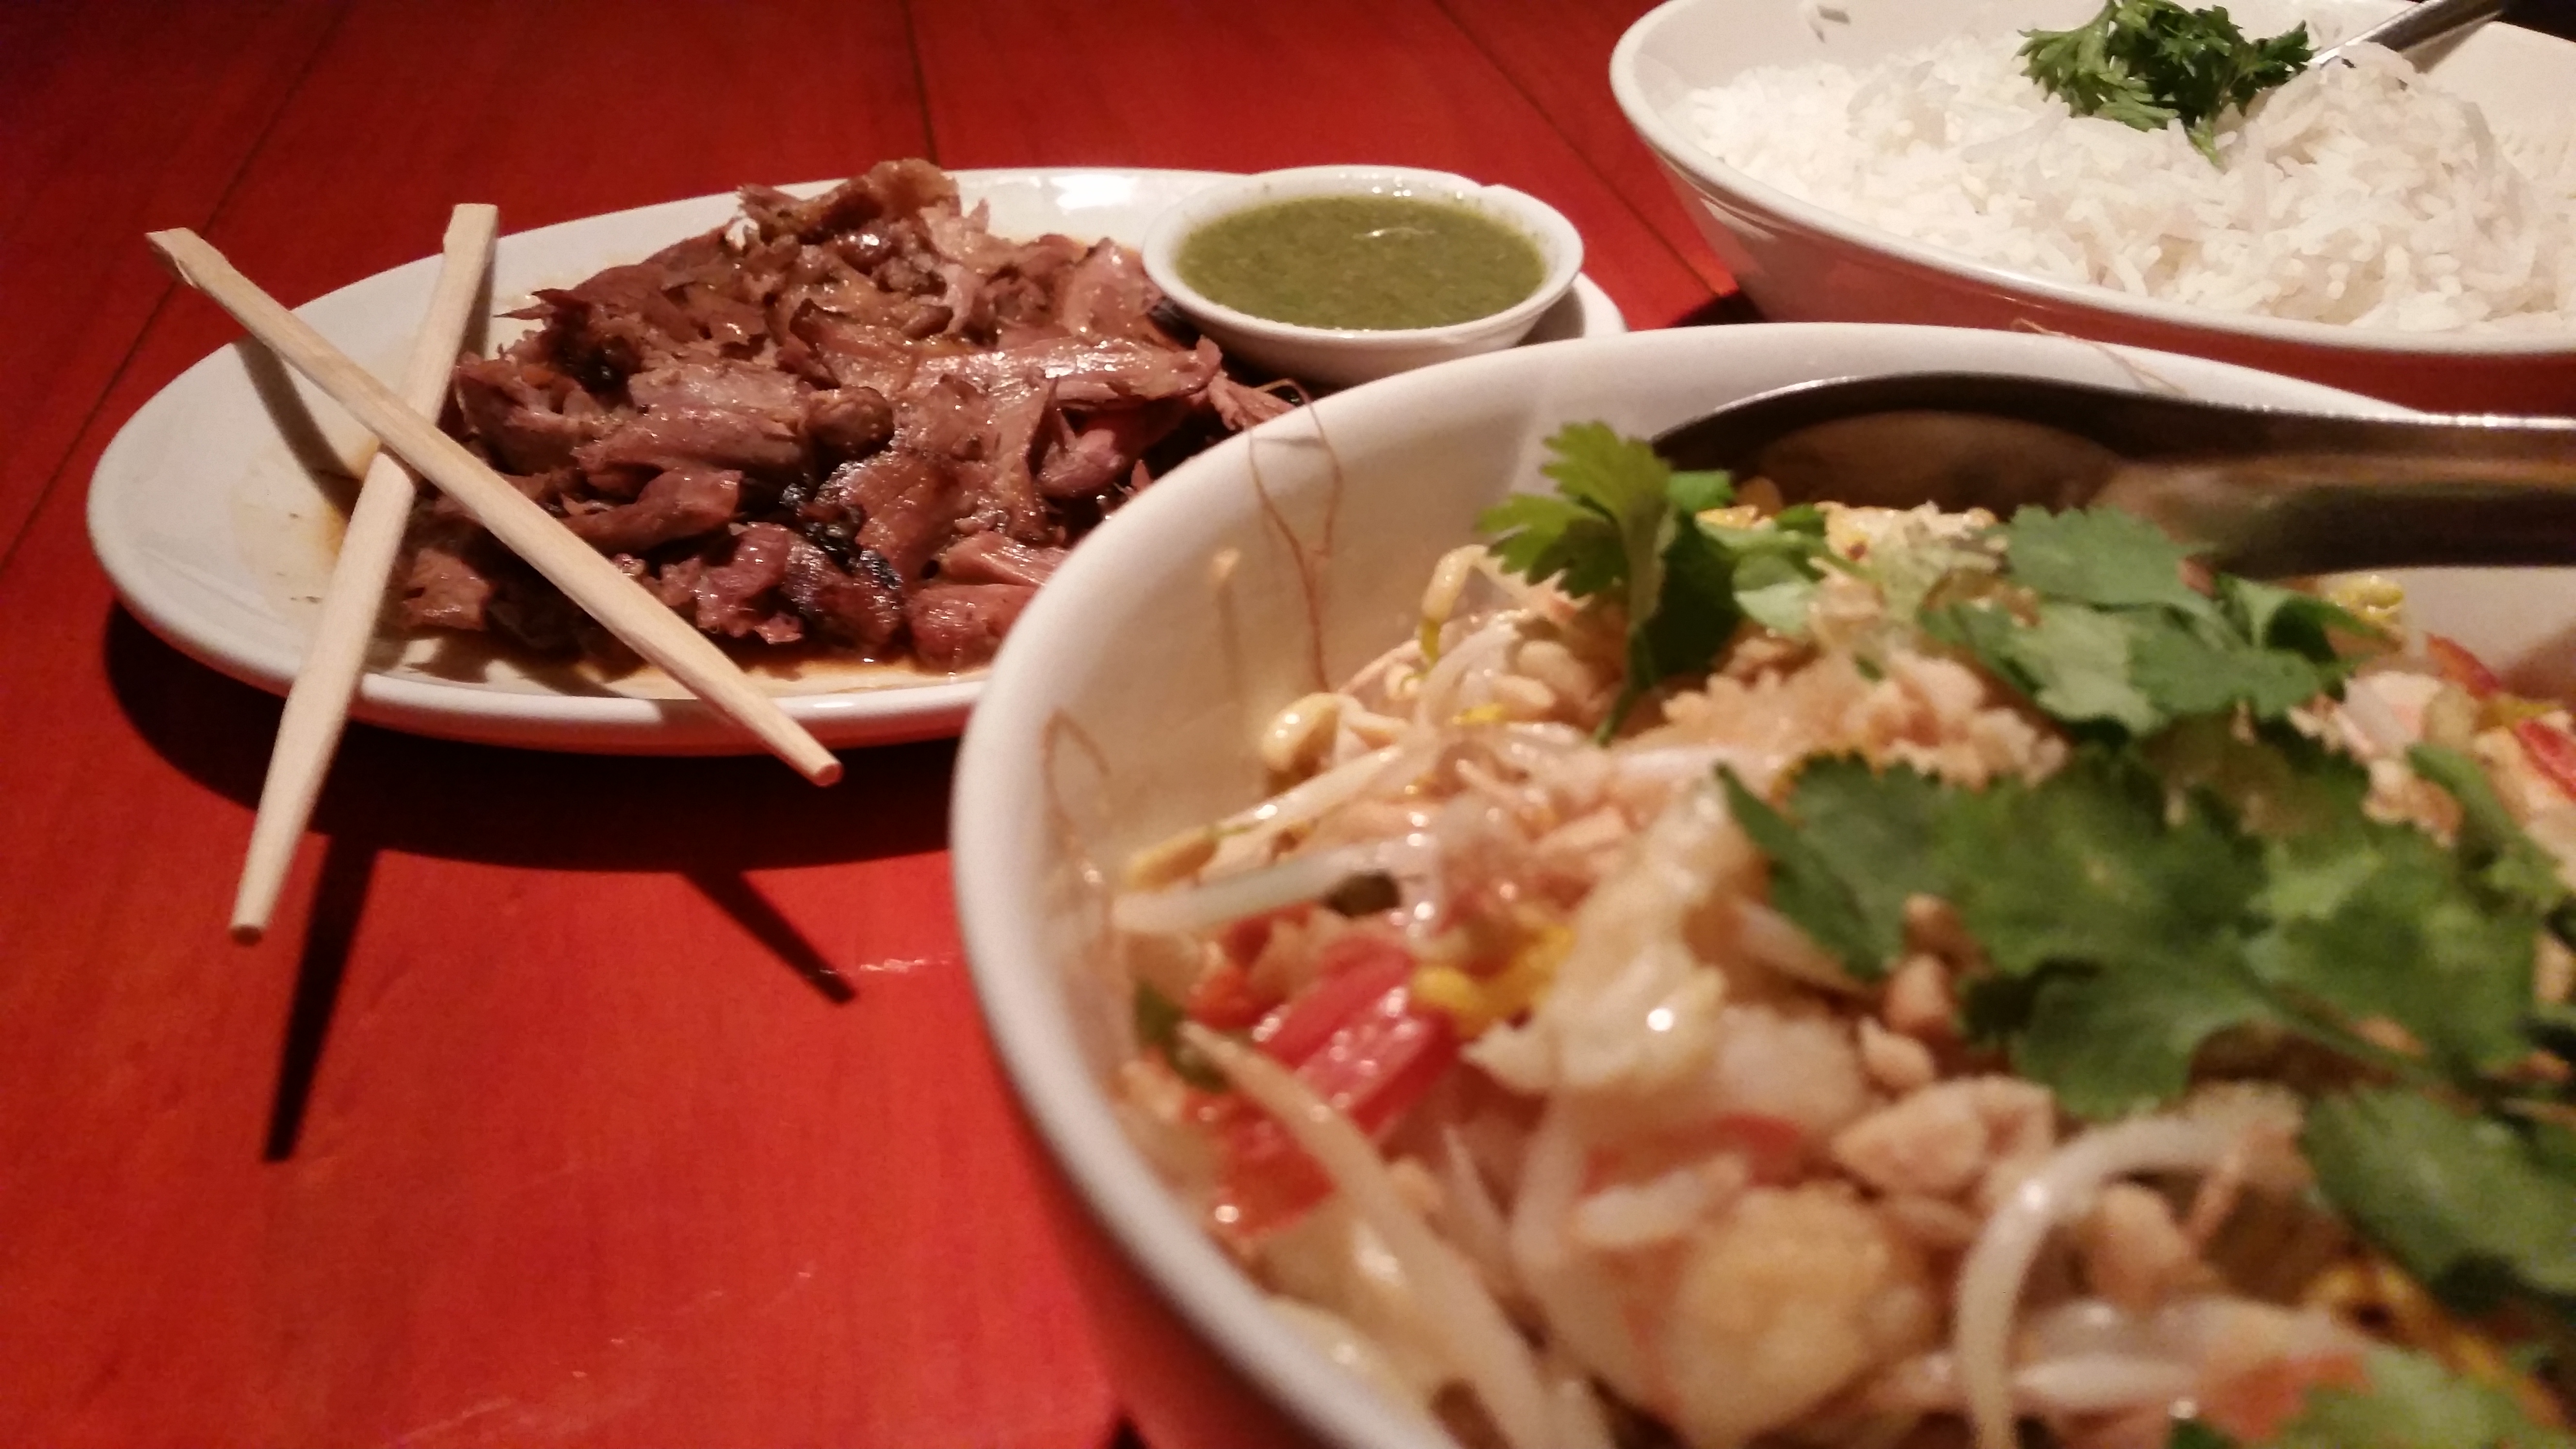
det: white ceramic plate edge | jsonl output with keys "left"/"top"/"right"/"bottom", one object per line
{"left": 86, "top": 169, "right": 1626, "bottom": 756}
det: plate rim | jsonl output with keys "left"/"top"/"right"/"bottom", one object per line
{"left": 86, "top": 166, "right": 1626, "bottom": 755}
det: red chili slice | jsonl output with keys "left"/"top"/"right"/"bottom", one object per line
{"left": 1250, "top": 934, "right": 1417, "bottom": 1066}
{"left": 2516, "top": 718, "right": 2576, "bottom": 802}
{"left": 1210, "top": 934, "right": 1458, "bottom": 1237}
{"left": 2427, "top": 633, "right": 2502, "bottom": 699}
{"left": 1184, "top": 959, "right": 1279, "bottom": 1032}
{"left": 1288, "top": 982, "right": 1458, "bottom": 1129}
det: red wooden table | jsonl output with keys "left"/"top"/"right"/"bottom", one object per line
{"left": 0, "top": 3, "right": 1723, "bottom": 1444}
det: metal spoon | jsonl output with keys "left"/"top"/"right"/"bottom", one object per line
{"left": 1652, "top": 372, "right": 2576, "bottom": 577}
{"left": 2313, "top": 0, "right": 2508, "bottom": 68}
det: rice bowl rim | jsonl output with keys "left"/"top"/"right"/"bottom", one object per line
{"left": 951, "top": 324, "right": 2410, "bottom": 1449}
{"left": 1610, "top": 0, "right": 2576, "bottom": 363}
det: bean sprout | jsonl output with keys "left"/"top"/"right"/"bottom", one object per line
{"left": 1184, "top": 1026, "right": 1559, "bottom": 1449}
{"left": 1953, "top": 1116, "right": 2229, "bottom": 1449}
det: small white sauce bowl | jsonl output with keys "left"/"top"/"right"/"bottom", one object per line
{"left": 1143, "top": 165, "right": 1585, "bottom": 390}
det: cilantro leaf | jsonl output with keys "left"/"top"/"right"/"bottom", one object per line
{"left": 1623, "top": 507, "right": 1841, "bottom": 719}
{"left": 2019, "top": 602, "right": 2169, "bottom": 733}
{"left": 1666, "top": 467, "right": 1733, "bottom": 515}
{"left": 1722, "top": 721, "right": 2568, "bottom": 1127}
{"left": 2022, "top": 0, "right": 2313, "bottom": 164}
{"left": 1706, "top": 510, "right": 1830, "bottom": 638}
{"left": 1541, "top": 422, "right": 1689, "bottom": 623}
{"left": 2001, "top": 505, "right": 2217, "bottom": 619}
{"left": 1480, "top": 423, "right": 1689, "bottom": 609}
{"left": 1939, "top": 596, "right": 2330, "bottom": 736}
{"left": 2125, "top": 607, "right": 2329, "bottom": 719}
{"left": 1938, "top": 749, "right": 2256, "bottom": 979}
{"left": 2411, "top": 742, "right": 2571, "bottom": 916}
{"left": 1925, "top": 507, "right": 2361, "bottom": 736}
{"left": 2248, "top": 816, "right": 2541, "bottom": 1078}
{"left": 2168, "top": 1346, "right": 2575, "bottom": 1449}
{"left": 1721, "top": 760, "right": 1948, "bottom": 981}
{"left": 1478, "top": 491, "right": 1626, "bottom": 599}
{"left": 2021, "top": 4, "right": 2175, "bottom": 129}
{"left": 1728, "top": 747, "right": 2284, "bottom": 1115}
{"left": 1480, "top": 426, "right": 1715, "bottom": 731}
{"left": 2535, "top": 1001, "right": 2576, "bottom": 1073}
{"left": 2144, "top": 717, "right": 2370, "bottom": 838}
{"left": 1924, "top": 596, "right": 2028, "bottom": 680}
{"left": 1620, "top": 518, "right": 1744, "bottom": 727}
{"left": 2015, "top": 958, "right": 2280, "bottom": 1119}
{"left": 2223, "top": 574, "right": 2381, "bottom": 667}
{"left": 2534, "top": 1116, "right": 2576, "bottom": 1180}
{"left": 1730, "top": 551, "right": 1818, "bottom": 636}
{"left": 2275, "top": 1346, "right": 2576, "bottom": 1449}
{"left": 2303, "top": 1089, "right": 2576, "bottom": 1319}
{"left": 1484, "top": 427, "right": 1882, "bottom": 733}
{"left": 1769, "top": 502, "right": 1827, "bottom": 536}
{"left": 1134, "top": 981, "right": 1227, "bottom": 1092}
{"left": 1930, "top": 598, "right": 2168, "bottom": 733}
{"left": 1867, "top": 518, "right": 2001, "bottom": 621}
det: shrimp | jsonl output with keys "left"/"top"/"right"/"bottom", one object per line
{"left": 1469, "top": 782, "right": 1757, "bottom": 1097}
{"left": 1513, "top": 1100, "right": 1937, "bottom": 1449}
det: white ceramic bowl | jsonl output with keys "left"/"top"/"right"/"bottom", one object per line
{"left": 1609, "top": 0, "right": 2576, "bottom": 414}
{"left": 1142, "top": 165, "right": 1585, "bottom": 389}
{"left": 950, "top": 322, "right": 2576, "bottom": 1449}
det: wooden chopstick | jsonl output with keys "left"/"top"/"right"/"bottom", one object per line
{"left": 226, "top": 205, "right": 500, "bottom": 942}
{"left": 145, "top": 229, "right": 844, "bottom": 822}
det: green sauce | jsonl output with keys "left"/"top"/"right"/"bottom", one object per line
{"left": 1175, "top": 194, "right": 1548, "bottom": 331}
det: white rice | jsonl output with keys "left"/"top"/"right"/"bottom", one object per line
{"left": 1684, "top": 0, "right": 2576, "bottom": 331}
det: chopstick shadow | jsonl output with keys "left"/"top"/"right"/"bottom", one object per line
{"left": 684, "top": 868, "right": 856, "bottom": 1004}
{"left": 234, "top": 336, "right": 366, "bottom": 511}
{"left": 104, "top": 610, "right": 942, "bottom": 1151}
{"left": 255, "top": 853, "right": 847, "bottom": 1158}
{"left": 264, "top": 833, "right": 372, "bottom": 1160}
{"left": 104, "top": 609, "right": 953, "bottom": 875}
{"left": 1666, "top": 290, "right": 1764, "bottom": 329}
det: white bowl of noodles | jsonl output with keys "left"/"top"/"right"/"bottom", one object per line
{"left": 1609, "top": 0, "right": 2576, "bottom": 413}
{"left": 951, "top": 325, "right": 2576, "bottom": 1449}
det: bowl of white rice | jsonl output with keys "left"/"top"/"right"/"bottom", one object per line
{"left": 1610, "top": 0, "right": 2576, "bottom": 412}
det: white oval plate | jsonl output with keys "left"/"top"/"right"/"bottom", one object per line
{"left": 87, "top": 168, "right": 1629, "bottom": 754}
